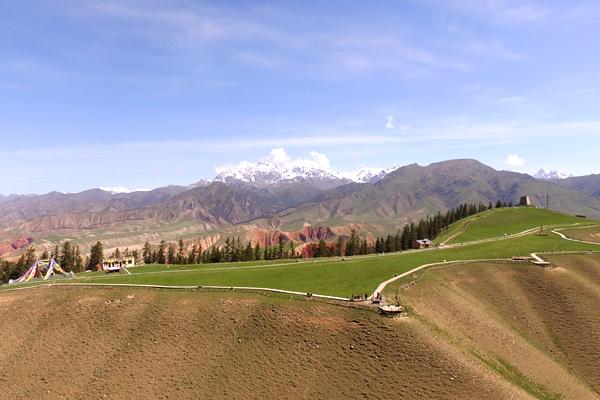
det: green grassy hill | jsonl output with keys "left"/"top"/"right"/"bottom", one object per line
{"left": 436, "top": 207, "right": 591, "bottom": 245}
{"left": 4, "top": 208, "right": 599, "bottom": 298}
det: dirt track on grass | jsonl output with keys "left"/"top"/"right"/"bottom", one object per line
{"left": 0, "top": 287, "right": 526, "bottom": 400}
{"left": 401, "top": 254, "right": 600, "bottom": 399}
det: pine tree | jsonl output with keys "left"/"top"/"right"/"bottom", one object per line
{"left": 177, "top": 238, "right": 186, "bottom": 264}
{"left": 23, "top": 246, "right": 36, "bottom": 268}
{"left": 142, "top": 241, "right": 152, "bottom": 264}
{"left": 278, "top": 235, "right": 285, "bottom": 259}
{"left": 346, "top": 228, "right": 360, "bottom": 256}
{"left": 244, "top": 241, "right": 254, "bottom": 261}
{"left": 157, "top": 241, "right": 166, "bottom": 264}
{"left": 360, "top": 239, "right": 368, "bottom": 255}
{"left": 60, "top": 241, "right": 74, "bottom": 271}
{"left": 254, "top": 243, "right": 261, "bottom": 261}
{"left": 89, "top": 241, "right": 104, "bottom": 270}
{"left": 316, "top": 239, "right": 327, "bottom": 257}
{"left": 74, "top": 245, "right": 83, "bottom": 272}
{"left": 167, "top": 244, "right": 176, "bottom": 264}
{"left": 51, "top": 245, "right": 59, "bottom": 261}
{"left": 188, "top": 244, "right": 199, "bottom": 264}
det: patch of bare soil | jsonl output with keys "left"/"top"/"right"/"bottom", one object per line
{"left": 0, "top": 287, "right": 521, "bottom": 400}
{"left": 564, "top": 227, "right": 600, "bottom": 243}
{"left": 402, "top": 255, "right": 600, "bottom": 400}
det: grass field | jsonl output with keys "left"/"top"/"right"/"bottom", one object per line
{"left": 435, "top": 207, "right": 591, "bottom": 245}
{"left": 3, "top": 208, "right": 599, "bottom": 298}
{"left": 54, "top": 228, "right": 600, "bottom": 297}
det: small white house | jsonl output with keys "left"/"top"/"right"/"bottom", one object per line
{"left": 102, "top": 257, "right": 135, "bottom": 273}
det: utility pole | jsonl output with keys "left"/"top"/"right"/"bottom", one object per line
{"left": 546, "top": 194, "right": 549, "bottom": 210}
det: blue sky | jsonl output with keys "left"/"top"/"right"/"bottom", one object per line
{"left": 1, "top": 0, "right": 600, "bottom": 194}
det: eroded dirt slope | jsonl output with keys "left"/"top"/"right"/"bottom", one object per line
{"left": 402, "top": 254, "right": 600, "bottom": 400}
{"left": 0, "top": 288, "right": 524, "bottom": 400}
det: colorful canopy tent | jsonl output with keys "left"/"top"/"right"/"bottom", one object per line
{"left": 9, "top": 258, "right": 72, "bottom": 284}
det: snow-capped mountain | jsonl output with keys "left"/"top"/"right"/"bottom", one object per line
{"left": 215, "top": 162, "right": 345, "bottom": 187}
{"left": 214, "top": 162, "right": 399, "bottom": 187}
{"left": 533, "top": 168, "right": 572, "bottom": 180}
{"left": 339, "top": 166, "right": 399, "bottom": 183}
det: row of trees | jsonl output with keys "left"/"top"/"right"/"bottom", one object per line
{"left": 140, "top": 236, "right": 299, "bottom": 265}
{"left": 306, "top": 201, "right": 501, "bottom": 257}
{"left": 0, "top": 240, "right": 86, "bottom": 283}
{"left": 2, "top": 200, "right": 514, "bottom": 283}
{"left": 368, "top": 201, "right": 495, "bottom": 254}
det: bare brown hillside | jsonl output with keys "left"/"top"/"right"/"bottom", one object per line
{"left": 2, "top": 254, "right": 600, "bottom": 399}
{"left": 401, "top": 254, "right": 600, "bottom": 400}
{"left": 0, "top": 288, "right": 524, "bottom": 400}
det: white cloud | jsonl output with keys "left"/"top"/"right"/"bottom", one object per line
{"left": 216, "top": 148, "right": 332, "bottom": 175}
{"left": 79, "top": 1, "right": 473, "bottom": 80}
{"left": 505, "top": 154, "right": 525, "bottom": 170}
{"left": 266, "top": 148, "right": 331, "bottom": 170}
{"left": 386, "top": 115, "right": 395, "bottom": 129}
{"left": 265, "top": 147, "right": 292, "bottom": 165}
{"left": 307, "top": 150, "right": 331, "bottom": 170}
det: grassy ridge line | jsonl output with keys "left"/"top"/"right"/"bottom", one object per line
{"left": 2, "top": 209, "right": 598, "bottom": 298}
{"left": 3, "top": 224, "right": 597, "bottom": 297}
{"left": 58, "top": 228, "right": 600, "bottom": 297}
{"left": 437, "top": 207, "right": 591, "bottom": 245}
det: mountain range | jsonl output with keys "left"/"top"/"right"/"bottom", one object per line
{"left": 213, "top": 160, "right": 396, "bottom": 186}
{"left": 1, "top": 159, "right": 599, "bottom": 259}
{"left": 533, "top": 168, "right": 573, "bottom": 180}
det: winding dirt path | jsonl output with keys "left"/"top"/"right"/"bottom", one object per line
{"left": 372, "top": 223, "right": 600, "bottom": 300}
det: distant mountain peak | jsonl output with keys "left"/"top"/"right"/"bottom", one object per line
{"left": 534, "top": 168, "right": 572, "bottom": 180}
{"left": 339, "top": 165, "right": 400, "bottom": 183}
{"left": 214, "top": 161, "right": 342, "bottom": 186}
{"left": 214, "top": 161, "right": 399, "bottom": 186}
{"left": 99, "top": 186, "right": 151, "bottom": 194}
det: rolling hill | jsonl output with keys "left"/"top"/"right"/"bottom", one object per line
{"left": 2, "top": 207, "right": 600, "bottom": 399}
{"left": 555, "top": 174, "right": 600, "bottom": 199}
{"left": 265, "top": 160, "right": 600, "bottom": 234}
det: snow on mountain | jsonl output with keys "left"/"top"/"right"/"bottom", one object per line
{"left": 215, "top": 162, "right": 399, "bottom": 186}
{"left": 339, "top": 165, "right": 399, "bottom": 183}
{"left": 214, "top": 161, "right": 343, "bottom": 186}
{"left": 533, "top": 168, "right": 572, "bottom": 180}
{"left": 100, "top": 186, "right": 151, "bottom": 194}
{"left": 213, "top": 148, "right": 400, "bottom": 187}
